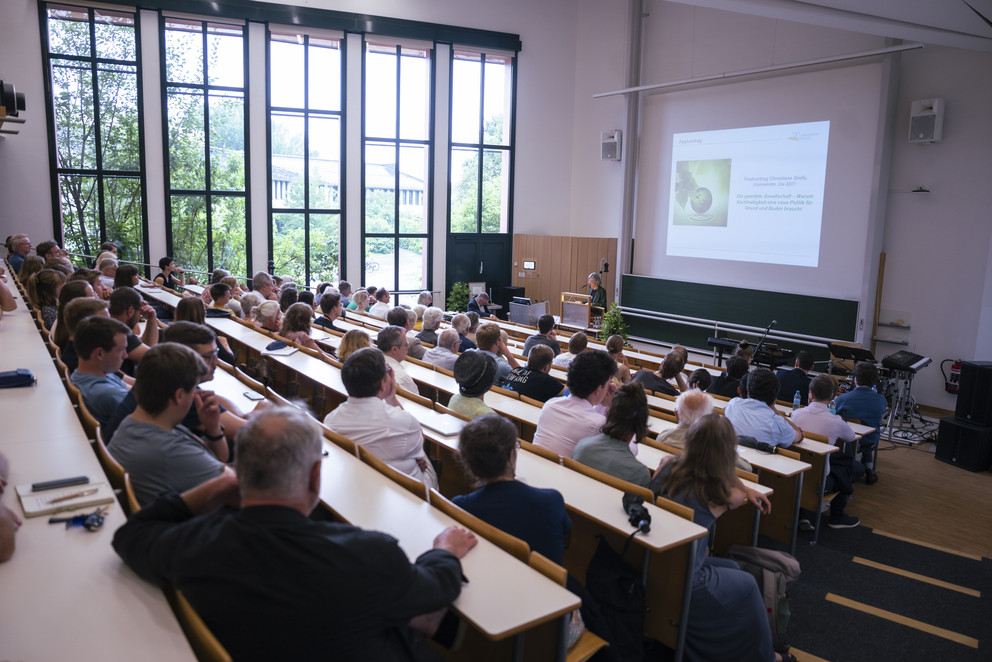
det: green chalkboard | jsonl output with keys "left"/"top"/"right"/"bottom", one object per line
{"left": 620, "top": 275, "right": 859, "bottom": 357}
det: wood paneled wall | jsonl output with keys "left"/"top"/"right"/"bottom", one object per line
{"left": 511, "top": 235, "right": 618, "bottom": 317}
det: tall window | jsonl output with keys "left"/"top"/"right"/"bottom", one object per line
{"left": 363, "top": 40, "right": 432, "bottom": 301}
{"left": 449, "top": 50, "right": 514, "bottom": 234}
{"left": 43, "top": 4, "right": 146, "bottom": 267}
{"left": 269, "top": 29, "right": 343, "bottom": 287}
{"left": 163, "top": 18, "right": 248, "bottom": 277}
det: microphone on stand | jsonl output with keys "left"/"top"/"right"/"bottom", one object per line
{"left": 755, "top": 319, "right": 777, "bottom": 357}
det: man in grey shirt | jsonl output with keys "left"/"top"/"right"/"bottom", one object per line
{"left": 109, "top": 343, "right": 229, "bottom": 507}
{"left": 423, "top": 329, "right": 460, "bottom": 372}
{"left": 522, "top": 314, "right": 561, "bottom": 357}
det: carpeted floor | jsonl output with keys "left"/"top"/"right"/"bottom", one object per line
{"left": 779, "top": 525, "right": 991, "bottom": 662}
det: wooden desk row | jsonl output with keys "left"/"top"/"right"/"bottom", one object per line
{"left": 0, "top": 272, "right": 196, "bottom": 661}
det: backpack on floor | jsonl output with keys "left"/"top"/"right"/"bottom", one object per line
{"left": 584, "top": 535, "right": 646, "bottom": 662}
{"left": 726, "top": 545, "right": 800, "bottom": 654}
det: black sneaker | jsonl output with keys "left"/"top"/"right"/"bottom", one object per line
{"left": 828, "top": 514, "right": 860, "bottom": 529}
{"left": 865, "top": 468, "right": 878, "bottom": 485}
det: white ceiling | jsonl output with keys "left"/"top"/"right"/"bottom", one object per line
{"left": 670, "top": 0, "right": 992, "bottom": 50}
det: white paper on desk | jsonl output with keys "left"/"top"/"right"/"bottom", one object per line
{"left": 15, "top": 482, "right": 115, "bottom": 517}
{"left": 261, "top": 346, "right": 299, "bottom": 356}
{"left": 418, "top": 410, "right": 465, "bottom": 437}
{"left": 137, "top": 283, "right": 161, "bottom": 290}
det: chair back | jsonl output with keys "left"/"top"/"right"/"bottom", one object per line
{"left": 561, "top": 457, "right": 654, "bottom": 502}
{"left": 430, "top": 489, "right": 530, "bottom": 562}
{"left": 655, "top": 495, "right": 694, "bottom": 522}
{"left": 123, "top": 473, "right": 141, "bottom": 516}
{"left": 164, "top": 586, "right": 233, "bottom": 662}
{"left": 94, "top": 427, "right": 126, "bottom": 491}
{"left": 357, "top": 446, "right": 428, "bottom": 501}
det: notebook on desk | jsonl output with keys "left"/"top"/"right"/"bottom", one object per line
{"left": 418, "top": 410, "right": 465, "bottom": 437}
{"left": 15, "top": 482, "right": 115, "bottom": 517}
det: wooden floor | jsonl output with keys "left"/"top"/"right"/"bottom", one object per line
{"left": 849, "top": 440, "right": 992, "bottom": 559}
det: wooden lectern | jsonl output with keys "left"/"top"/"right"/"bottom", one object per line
{"left": 559, "top": 292, "right": 604, "bottom": 330}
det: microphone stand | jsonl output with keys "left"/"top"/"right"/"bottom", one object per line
{"left": 755, "top": 320, "right": 776, "bottom": 365}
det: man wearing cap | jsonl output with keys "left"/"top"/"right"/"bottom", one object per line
{"left": 448, "top": 352, "right": 497, "bottom": 419}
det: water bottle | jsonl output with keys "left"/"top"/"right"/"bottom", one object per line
{"left": 793, "top": 390, "right": 801, "bottom": 411}
{"left": 828, "top": 401, "right": 837, "bottom": 415}
{"left": 872, "top": 385, "right": 878, "bottom": 394}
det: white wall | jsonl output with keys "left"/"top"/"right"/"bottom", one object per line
{"left": 880, "top": 45, "right": 992, "bottom": 409}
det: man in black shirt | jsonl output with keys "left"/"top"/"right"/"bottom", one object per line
{"left": 113, "top": 406, "right": 477, "bottom": 661}
{"left": 504, "top": 345, "right": 566, "bottom": 403}
{"left": 707, "top": 356, "right": 750, "bottom": 399}
{"left": 776, "top": 350, "right": 814, "bottom": 406}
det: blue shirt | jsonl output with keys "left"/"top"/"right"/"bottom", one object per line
{"left": 70, "top": 370, "right": 130, "bottom": 426}
{"left": 453, "top": 481, "right": 571, "bottom": 564}
{"left": 9, "top": 253, "right": 26, "bottom": 274}
{"left": 724, "top": 397, "right": 795, "bottom": 447}
{"left": 834, "top": 386, "right": 887, "bottom": 446}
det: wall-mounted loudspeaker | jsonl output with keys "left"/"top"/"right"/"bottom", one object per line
{"left": 601, "top": 130, "right": 622, "bottom": 161}
{"left": 908, "top": 98, "right": 944, "bottom": 144}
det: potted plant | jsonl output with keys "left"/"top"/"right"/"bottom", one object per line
{"left": 447, "top": 281, "right": 470, "bottom": 312}
{"left": 598, "top": 302, "right": 629, "bottom": 343}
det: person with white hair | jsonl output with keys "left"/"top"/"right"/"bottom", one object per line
{"left": 114, "top": 405, "right": 475, "bottom": 660}
{"left": 659, "top": 389, "right": 752, "bottom": 472}
{"left": 417, "top": 306, "right": 444, "bottom": 346}
{"left": 423, "top": 329, "right": 460, "bottom": 371}
{"left": 416, "top": 290, "right": 433, "bottom": 307}
{"left": 451, "top": 313, "right": 476, "bottom": 352}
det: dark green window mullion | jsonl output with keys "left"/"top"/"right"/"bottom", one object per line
{"left": 201, "top": 25, "right": 214, "bottom": 270}
{"left": 474, "top": 53, "right": 486, "bottom": 233}
{"left": 87, "top": 8, "right": 109, "bottom": 250}
{"left": 393, "top": 44, "right": 402, "bottom": 292}
{"left": 302, "top": 34, "right": 312, "bottom": 285}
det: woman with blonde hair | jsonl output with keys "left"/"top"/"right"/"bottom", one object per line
{"left": 345, "top": 289, "right": 369, "bottom": 312}
{"left": 253, "top": 300, "right": 282, "bottom": 333}
{"left": 337, "top": 329, "right": 371, "bottom": 362}
{"left": 26, "top": 269, "right": 66, "bottom": 329}
{"left": 605, "top": 334, "right": 631, "bottom": 382}
{"left": 652, "top": 414, "right": 789, "bottom": 662}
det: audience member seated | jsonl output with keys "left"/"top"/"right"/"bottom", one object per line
{"left": 455, "top": 414, "right": 570, "bottom": 564}
{"left": 35, "top": 240, "right": 72, "bottom": 270}
{"left": 423, "top": 329, "right": 460, "bottom": 371}
{"left": 0, "top": 451, "right": 22, "bottom": 563}
{"left": 523, "top": 314, "right": 561, "bottom": 357}
{"left": 467, "top": 291, "right": 496, "bottom": 318}
{"left": 58, "top": 298, "right": 110, "bottom": 374}
{"left": 573, "top": 382, "right": 653, "bottom": 488}
{"left": 465, "top": 312, "right": 480, "bottom": 345}
{"left": 0, "top": 279, "right": 15, "bottom": 318}
{"left": 503, "top": 345, "right": 566, "bottom": 403}
{"left": 707, "top": 356, "right": 750, "bottom": 399}
{"left": 69, "top": 266, "right": 111, "bottom": 299}
{"left": 281, "top": 302, "right": 332, "bottom": 359}
{"left": 416, "top": 290, "right": 433, "bottom": 307}
{"left": 105, "top": 322, "right": 254, "bottom": 443}
{"left": 207, "top": 283, "right": 234, "bottom": 316}
{"left": 297, "top": 289, "right": 315, "bottom": 310}
{"left": 688, "top": 368, "right": 712, "bottom": 391}
{"left": 605, "top": 334, "right": 631, "bottom": 382}
{"left": 417, "top": 306, "right": 444, "bottom": 346}
{"left": 313, "top": 292, "right": 343, "bottom": 332}
{"left": 533, "top": 350, "right": 618, "bottom": 457}
{"left": 833, "top": 361, "right": 888, "bottom": 485}
{"left": 449, "top": 351, "right": 497, "bottom": 419}
{"left": 724, "top": 368, "right": 803, "bottom": 448}
{"left": 8, "top": 234, "right": 31, "bottom": 274}
{"left": 649, "top": 414, "right": 781, "bottom": 662}
{"left": 109, "top": 287, "right": 158, "bottom": 376}
{"left": 109, "top": 343, "right": 229, "bottom": 507}
{"left": 278, "top": 287, "right": 298, "bottom": 313}
{"left": 660, "top": 390, "right": 753, "bottom": 472}
{"left": 15, "top": 255, "right": 44, "bottom": 285}
{"left": 631, "top": 351, "right": 685, "bottom": 397}
{"left": 253, "top": 300, "right": 283, "bottom": 333}
{"left": 337, "top": 280, "right": 352, "bottom": 308}
{"left": 221, "top": 277, "right": 245, "bottom": 317}
{"left": 70, "top": 316, "right": 133, "bottom": 425}
{"left": 153, "top": 256, "right": 185, "bottom": 289}
{"left": 337, "top": 329, "right": 371, "bottom": 362}
{"left": 551, "top": 331, "right": 587, "bottom": 369}
{"left": 375, "top": 325, "right": 418, "bottom": 394}
{"left": 173, "top": 297, "right": 236, "bottom": 364}
{"left": 251, "top": 271, "right": 278, "bottom": 301}
{"left": 324, "top": 348, "right": 438, "bottom": 489}
{"left": 776, "top": 350, "right": 815, "bottom": 406}
{"left": 473, "top": 323, "right": 518, "bottom": 384}
{"left": 97, "top": 257, "right": 118, "bottom": 291}
{"left": 94, "top": 241, "right": 118, "bottom": 267}
{"left": 368, "top": 287, "right": 392, "bottom": 319}
{"left": 113, "top": 405, "right": 477, "bottom": 660}
{"left": 25, "top": 268, "right": 66, "bottom": 329}
{"left": 238, "top": 291, "right": 263, "bottom": 321}
{"left": 451, "top": 313, "right": 476, "bottom": 352}
{"left": 734, "top": 340, "right": 754, "bottom": 365}
{"left": 387, "top": 307, "right": 426, "bottom": 360}
{"left": 346, "top": 289, "right": 369, "bottom": 312}
{"left": 791, "top": 375, "right": 859, "bottom": 528}
{"left": 52, "top": 280, "right": 96, "bottom": 346}
{"left": 113, "top": 264, "right": 140, "bottom": 289}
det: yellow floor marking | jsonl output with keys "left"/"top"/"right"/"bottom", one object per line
{"left": 790, "top": 647, "right": 831, "bottom": 662}
{"left": 853, "top": 557, "right": 981, "bottom": 597}
{"left": 871, "top": 529, "right": 984, "bottom": 561}
{"left": 826, "top": 593, "right": 979, "bottom": 648}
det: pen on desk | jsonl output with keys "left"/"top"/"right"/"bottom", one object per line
{"left": 50, "top": 488, "right": 99, "bottom": 504}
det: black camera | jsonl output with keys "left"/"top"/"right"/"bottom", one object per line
{"left": 622, "top": 493, "right": 651, "bottom": 534}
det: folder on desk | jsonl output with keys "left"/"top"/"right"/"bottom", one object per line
{"left": 15, "top": 482, "right": 115, "bottom": 517}
{"left": 418, "top": 410, "right": 465, "bottom": 437}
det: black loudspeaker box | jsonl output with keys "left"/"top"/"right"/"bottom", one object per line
{"left": 955, "top": 360, "right": 992, "bottom": 426}
{"left": 936, "top": 417, "right": 992, "bottom": 472}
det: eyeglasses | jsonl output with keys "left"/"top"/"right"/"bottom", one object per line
{"left": 199, "top": 349, "right": 219, "bottom": 361}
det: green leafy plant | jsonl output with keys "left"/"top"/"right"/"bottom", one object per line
{"left": 598, "top": 302, "right": 629, "bottom": 343}
{"left": 447, "top": 281, "right": 470, "bottom": 312}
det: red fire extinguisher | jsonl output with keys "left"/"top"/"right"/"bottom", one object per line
{"left": 941, "top": 359, "right": 962, "bottom": 394}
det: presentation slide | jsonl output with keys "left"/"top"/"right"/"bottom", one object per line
{"left": 666, "top": 121, "right": 830, "bottom": 267}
